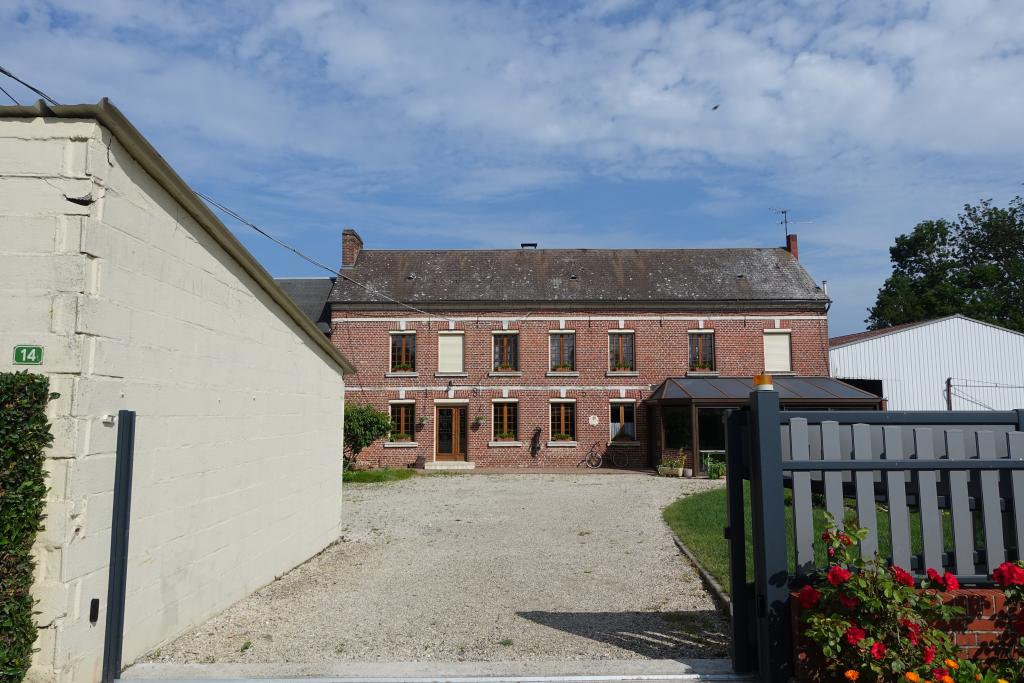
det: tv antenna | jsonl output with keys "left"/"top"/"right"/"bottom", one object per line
{"left": 770, "top": 208, "right": 814, "bottom": 237}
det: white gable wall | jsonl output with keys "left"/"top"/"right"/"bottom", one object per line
{"left": 830, "top": 316, "right": 1024, "bottom": 411}
{"left": 0, "top": 116, "right": 345, "bottom": 683}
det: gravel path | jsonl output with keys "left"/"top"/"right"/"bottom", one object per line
{"left": 144, "top": 473, "right": 728, "bottom": 664}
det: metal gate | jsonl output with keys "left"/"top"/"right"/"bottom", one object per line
{"left": 725, "top": 389, "right": 1024, "bottom": 682}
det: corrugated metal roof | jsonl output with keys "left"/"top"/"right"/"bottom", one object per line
{"left": 648, "top": 376, "right": 882, "bottom": 403}
{"left": 328, "top": 248, "right": 828, "bottom": 309}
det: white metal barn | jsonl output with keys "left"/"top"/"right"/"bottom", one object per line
{"left": 829, "top": 315, "right": 1024, "bottom": 411}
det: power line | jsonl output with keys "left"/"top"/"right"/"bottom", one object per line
{"left": 0, "top": 83, "right": 19, "bottom": 105}
{"left": 0, "top": 65, "right": 59, "bottom": 106}
{"left": 0, "top": 67, "right": 455, "bottom": 326}
{"left": 193, "top": 190, "right": 452, "bottom": 323}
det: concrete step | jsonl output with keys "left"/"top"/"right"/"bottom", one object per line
{"left": 423, "top": 461, "right": 477, "bottom": 471}
{"left": 123, "top": 660, "right": 753, "bottom": 682}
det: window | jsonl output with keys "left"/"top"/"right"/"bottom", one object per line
{"left": 492, "top": 402, "right": 518, "bottom": 441}
{"left": 550, "top": 401, "right": 576, "bottom": 441}
{"left": 610, "top": 402, "right": 636, "bottom": 441}
{"left": 437, "top": 332, "right": 465, "bottom": 373}
{"left": 493, "top": 333, "right": 519, "bottom": 371}
{"left": 389, "top": 403, "right": 415, "bottom": 440}
{"left": 662, "top": 405, "right": 692, "bottom": 450}
{"left": 549, "top": 332, "right": 575, "bottom": 371}
{"left": 688, "top": 331, "right": 715, "bottom": 372}
{"left": 390, "top": 333, "right": 416, "bottom": 372}
{"left": 608, "top": 332, "right": 635, "bottom": 372}
{"left": 763, "top": 330, "right": 792, "bottom": 373}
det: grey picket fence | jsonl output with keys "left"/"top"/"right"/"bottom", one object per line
{"left": 725, "top": 391, "right": 1024, "bottom": 683}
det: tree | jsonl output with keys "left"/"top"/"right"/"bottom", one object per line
{"left": 343, "top": 403, "right": 392, "bottom": 467}
{"left": 867, "top": 197, "right": 1024, "bottom": 332}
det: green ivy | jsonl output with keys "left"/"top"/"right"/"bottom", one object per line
{"left": 1, "top": 372, "right": 58, "bottom": 683}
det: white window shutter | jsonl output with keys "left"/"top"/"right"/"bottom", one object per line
{"left": 438, "top": 334, "right": 464, "bottom": 373}
{"left": 763, "top": 333, "right": 792, "bottom": 372}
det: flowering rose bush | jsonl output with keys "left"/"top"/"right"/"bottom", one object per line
{"left": 798, "top": 520, "right": 1024, "bottom": 683}
{"left": 798, "top": 518, "right": 963, "bottom": 682}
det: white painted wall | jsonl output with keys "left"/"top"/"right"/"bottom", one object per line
{"left": 830, "top": 316, "right": 1024, "bottom": 411}
{"left": 0, "top": 116, "right": 346, "bottom": 683}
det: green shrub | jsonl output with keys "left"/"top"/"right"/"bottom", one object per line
{"left": 1, "top": 372, "right": 58, "bottom": 683}
{"left": 343, "top": 403, "right": 392, "bottom": 468}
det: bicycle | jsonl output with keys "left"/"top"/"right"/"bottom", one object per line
{"left": 583, "top": 443, "right": 629, "bottom": 469}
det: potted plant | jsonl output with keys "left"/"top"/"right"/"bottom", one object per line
{"left": 690, "top": 361, "right": 712, "bottom": 372}
{"left": 704, "top": 453, "right": 725, "bottom": 479}
{"left": 472, "top": 415, "right": 485, "bottom": 429}
{"left": 658, "top": 457, "right": 686, "bottom": 477}
{"left": 678, "top": 448, "right": 693, "bottom": 477}
{"left": 495, "top": 431, "right": 516, "bottom": 441}
{"left": 552, "top": 432, "right": 573, "bottom": 441}
{"left": 392, "top": 362, "right": 414, "bottom": 372}
{"left": 390, "top": 432, "right": 412, "bottom": 443}
{"left": 552, "top": 363, "right": 573, "bottom": 372}
{"left": 495, "top": 362, "right": 516, "bottom": 371}
{"left": 416, "top": 415, "right": 427, "bottom": 431}
{"left": 611, "top": 362, "right": 633, "bottom": 372}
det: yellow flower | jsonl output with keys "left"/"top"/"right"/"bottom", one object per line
{"left": 905, "top": 673, "right": 921, "bottom": 683}
{"left": 944, "top": 659, "right": 959, "bottom": 670}
{"left": 844, "top": 670, "right": 860, "bottom": 682}
{"left": 997, "top": 679, "right": 1009, "bottom": 683}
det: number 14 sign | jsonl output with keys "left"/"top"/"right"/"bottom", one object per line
{"left": 13, "top": 345, "right": 44, "bottom": 365}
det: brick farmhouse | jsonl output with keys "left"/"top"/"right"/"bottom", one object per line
{"left": 280, "top": 230, "right": 867, "bottom": 472}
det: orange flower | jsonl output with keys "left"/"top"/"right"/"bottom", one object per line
{"left": 844, "top": 671, "right": 860, "bottom": 681}
{"left": 941, "top": 676, "right": 953, "bottom": 683}
{"left": 944, "top": 659, "right": 959, "bottom": 670}
{"left": 905, "top": 673, "right": 921, "bottom": 682}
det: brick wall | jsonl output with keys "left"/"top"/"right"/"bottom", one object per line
{"left": 333, "top": 309, "right": 829, "bottom": 468}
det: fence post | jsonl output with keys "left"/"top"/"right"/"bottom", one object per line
{"left": 748, "top": 389, "right": 792, "bottom": 683}
{"left": 725, "top": 408, "right": 757, "bottom": 674}
{"left": 102, "top": 410, "right": 136, "bottom": 683}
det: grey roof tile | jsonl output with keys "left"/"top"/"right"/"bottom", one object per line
{"left": 328, "top": 248, "right": 827, "bottom": 309}
{"left": 275, "top": 277, "right": 335, "bottom": 333}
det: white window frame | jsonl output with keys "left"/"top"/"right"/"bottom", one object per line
{"left": 609, "top": 398, "right": 637, "bottom": 442}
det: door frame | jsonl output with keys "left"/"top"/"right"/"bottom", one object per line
{"left": 434, "top": 401, "right": 469, "bottom": 462}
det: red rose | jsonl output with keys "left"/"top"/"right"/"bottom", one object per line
{"left": 846, "top": 624, "right": 866, "bottom": 645}
{"left": 943, "top": 572, "right": 959, "bottom": 591}
{"left": 828, "top": 547, "right": 836, "bottom": 558}
{"left": 821, "top": 531, "right": 833, "bottom": 542}
{"left": 932, "top": 668, "right": 948, "bottom": 680}
{"left": 993, "top": 561, "right": 1024, "bottom": 587}
{"left": 900, "top": 619, "right": 922, "bottom": 644}
{"left": 927, "top": 568, "right": 942, "bottom": 584}
{"left": 839, "top": 594, "right": 860, "bottom": 609}
{"left": 829, "top": 566, "right": 853, "bottom": 586}
{"left": 871, "top": 641, "right": 887, "bottom": 660}
{"left": 891, "top": 566, "right": 914, "bottom": 587}
{"left": 797, "top": 585, "right": 821, "bottom": 609}
{"left": 838, "top": 532, "right": 853, "bottom": 546}
{"left": 922, "top": 645, "right": 936, "bottom": 664}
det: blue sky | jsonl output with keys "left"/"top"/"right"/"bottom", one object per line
{"left": 3, "top": 1, "right": 1023, "bottom": 334}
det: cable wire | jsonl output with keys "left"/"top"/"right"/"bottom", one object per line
{"left": 0, "top": 66, "right": 59, "bottom": 106}
{"left": 0, "top": 82, "right": 19, "bottom": 105}
{"left": 193, "top": 190, "right": 452, "bottom": 323}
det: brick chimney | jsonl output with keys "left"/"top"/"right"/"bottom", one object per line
{"left": 785, "top": 233, "right": 799, "bottom": 260}
{"left": 342, "top": 228, "right": 363, "bottom": 268}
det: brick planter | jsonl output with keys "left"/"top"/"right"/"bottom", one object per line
{"left": 791, "top": 587, "right": 1021, "bottom": 679}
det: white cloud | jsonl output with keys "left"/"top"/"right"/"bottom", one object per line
{"left": 2, "top": 0, "right": 1023, "bottom": 333}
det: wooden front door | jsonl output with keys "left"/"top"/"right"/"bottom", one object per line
{"left": 436, "top": 406, "right": 467, "bottom": 461}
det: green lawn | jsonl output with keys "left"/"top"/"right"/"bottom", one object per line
{"left": 343, "top": 468, "right": 416, "bottom": 483}
{"left": 663, "top": 484, "right": 962, "bottom": 593}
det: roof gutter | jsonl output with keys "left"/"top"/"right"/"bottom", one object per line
{"left": 1, "top": 99, "right": 355, "bottom": 375}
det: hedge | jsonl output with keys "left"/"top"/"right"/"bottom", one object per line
{"left": 1, "top": 372, "right": 58, "bottom": 683}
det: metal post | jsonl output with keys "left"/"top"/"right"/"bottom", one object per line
{"left": 725, "top": 409, "right": 757, "bottom": 673}
{"left": 748, "top": 390, "right": 792, "bottom": 683}
{"left": 102, "top": 410, "right": 136, "bottom": 683}
{"left": 946, "top": 378, "right": 953, "bottom": 411}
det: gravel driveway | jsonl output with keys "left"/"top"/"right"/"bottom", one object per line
{"left": 145, "top": 473, "right": 728, "bottom": 663}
